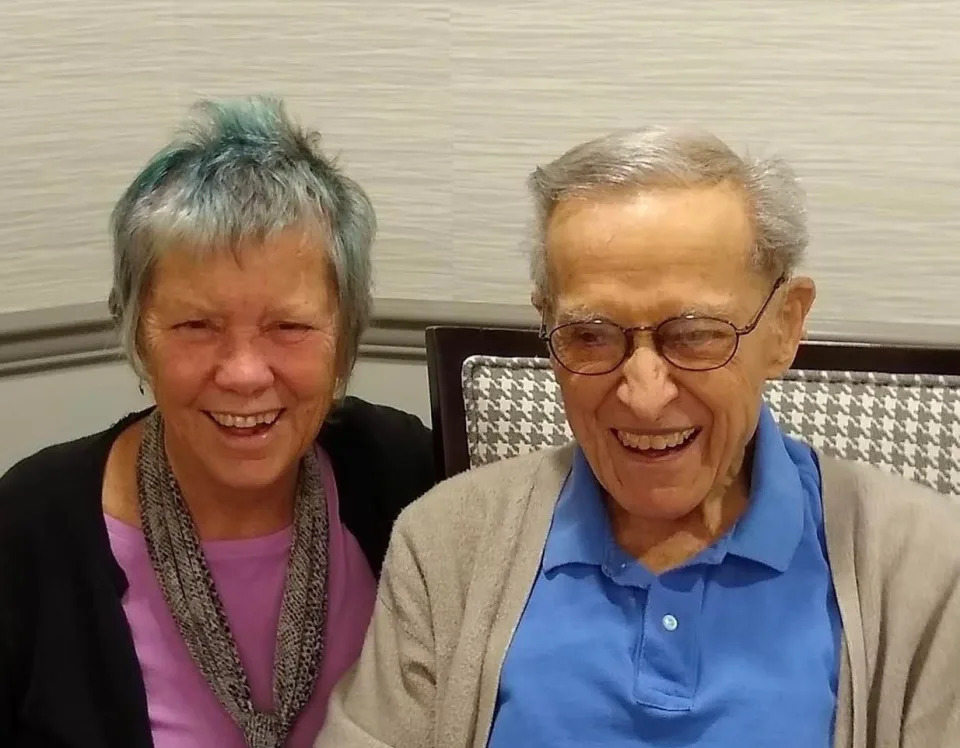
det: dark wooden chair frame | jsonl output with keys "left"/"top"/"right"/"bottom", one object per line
{"left": 426, "top": 325, "right": 960, "bottom": 480}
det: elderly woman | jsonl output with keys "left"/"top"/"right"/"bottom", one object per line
{"left": 0, "top": 97, "right": 435, "bottom": 748}
{"left": 317, "top": 129, "right": 960, "bottom": 747}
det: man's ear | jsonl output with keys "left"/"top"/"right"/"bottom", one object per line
{"left": 532, "top": 291, "right": 554, "bottom": 327}
{"left": 767, "top": 276, "right": 816, "bottom": 378}
{"left": 531, "top": 291, "right": 545, "bottom": 315}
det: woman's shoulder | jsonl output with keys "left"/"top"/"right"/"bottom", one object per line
{"left": 319, "top": 397, "right": 436, "bottom": 575}
{"left": 0, "top": 411, "right": 143, "bottom": 531}
{"left": 320, "top": 397, "right": 433, "bottom": 470}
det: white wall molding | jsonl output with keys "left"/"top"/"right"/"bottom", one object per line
{"left": 1, "top": 300, "right": 958, "bottom": 379}
{"left": 0, "top": 300, "right": 540, "bottom": 377}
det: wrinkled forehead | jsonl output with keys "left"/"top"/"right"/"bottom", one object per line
{"left": 543, "top": 186, "right": 770, "bottom": 320}
{"left": 545, "top": 184, "right": 756, "bottom": 269}
{"left": 144, "top": 228, "right": 336, "bottom": 312}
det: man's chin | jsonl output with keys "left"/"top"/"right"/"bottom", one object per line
{"left": 608, "top": 481, "right": 710, "bottom": 522}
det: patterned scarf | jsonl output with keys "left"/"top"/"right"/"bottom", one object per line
{"left": 136, "top": 410, "right": 329, "bottom": 747}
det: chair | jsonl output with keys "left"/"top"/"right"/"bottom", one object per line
{"left": 425, "top": 326, "right": 960, "bottom": 496}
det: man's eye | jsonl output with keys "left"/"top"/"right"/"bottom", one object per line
{"left": 574, "top": 330, "right": 605, "bottom": 346}
{"left": 568, "top": 323, "right": 618, "bottom": 346}
{"left": 678, "top": 329, "right": 720, "bottom": 345}
{"left": 663, "top": 323, "right": 733, "bottom": 351}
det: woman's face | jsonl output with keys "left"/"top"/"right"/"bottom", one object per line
{"left": 139, "top": 229, "right": 340, "bottom": 495}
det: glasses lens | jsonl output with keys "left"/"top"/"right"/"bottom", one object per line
{"left": 550, "top": 321, "right": 626, "bottom": 374}
{"left": 658, "top": 318, "right": 737, "bottom": 370}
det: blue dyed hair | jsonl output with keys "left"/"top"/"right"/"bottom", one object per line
{"left": 109, "top": 95, "right": 375, "bottom": 383}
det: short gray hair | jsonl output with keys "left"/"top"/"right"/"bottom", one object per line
{"left": 109, "top": 95, "right": 376, "bottom": 382}
{"left": 528, "top": 127, "right": 808, "bottom": 301}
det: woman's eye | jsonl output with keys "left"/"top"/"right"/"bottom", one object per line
{"left": 175, "top": 319, "right": 212, "bottom": 331}
{"left": 270, "top": 322, "right": 315, "bottom": 340}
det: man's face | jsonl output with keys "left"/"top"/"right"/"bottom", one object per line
{"left": 542, "top": 183, "right": 814, "bottom": 523}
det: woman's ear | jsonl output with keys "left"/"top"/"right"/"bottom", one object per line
{"left": 767, "top": 276, "right": 816, "bottom": 378}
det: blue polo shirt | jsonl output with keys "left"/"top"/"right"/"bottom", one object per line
{"left": 487, "top": 406, "right": 842, "bottom": 747}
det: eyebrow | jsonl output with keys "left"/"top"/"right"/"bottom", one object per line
{"left": 266, "top": 303, "right": 325, "bottom": 321}
{"left": 553, "top": 305, "right": 605, "bottom": 324}
{"left": 152, "top": 295, "right": 218, "bottom": 315}
{"left": 555, "top": 301, "right": 737, "bottom": 325}
{"left": 676, "top": 301, "right": 735, "bottom": 318}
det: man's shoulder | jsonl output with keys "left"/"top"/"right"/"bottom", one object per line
{"left": 397, "top": 444, "right": 575, "bottom": 547}
{"left": 823, "top": 458, "right": 960, "bottom": 525}
{"left": 382, "top": 445, "right": 573, "bottom": 604}
{"left": 821, "top": 456, "right": 960, "bottom": 577}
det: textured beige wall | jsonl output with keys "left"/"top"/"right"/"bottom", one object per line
{"left": 0, "top": 1, "right": 958, "bottom": 334}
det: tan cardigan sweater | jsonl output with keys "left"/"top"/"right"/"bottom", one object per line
{"left": 316, "top": 445, "right": 960, "bottom": 748}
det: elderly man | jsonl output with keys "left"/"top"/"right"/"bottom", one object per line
{"left": 316, "top": 128, "right": 960, "bottom": 748}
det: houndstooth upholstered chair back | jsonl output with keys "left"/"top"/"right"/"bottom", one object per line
{"left": 461, "top": 355, "right": 960, "bottom": 497}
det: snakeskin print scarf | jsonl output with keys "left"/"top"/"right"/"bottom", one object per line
{"left": 136, "top": 410, "right": 329, "bottom": 747}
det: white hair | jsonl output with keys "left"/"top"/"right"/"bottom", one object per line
{"left": 109, "top": 95, "right": 375, "bottom": 382}
{"left": 528, "top": 127, "right": 808, "bottom": 301}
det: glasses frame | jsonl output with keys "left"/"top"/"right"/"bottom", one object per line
{"left": 540, "top": 275, "right": 787, "bottom": 375}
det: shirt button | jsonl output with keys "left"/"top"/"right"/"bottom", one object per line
{"left": 662, "top": 614, "right": 679, "bottom": 632}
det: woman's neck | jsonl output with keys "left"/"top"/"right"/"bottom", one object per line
{"left": 166, "top": 449, "right": 299, "bottom": 541}
{"left": 104, "top": 417, "right": 300, "bottom": 541}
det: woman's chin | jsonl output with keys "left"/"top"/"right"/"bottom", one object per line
{"left": 187, "top": 447, "right": 298, "bottom": 493}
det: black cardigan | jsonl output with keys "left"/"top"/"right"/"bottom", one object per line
{"left": 0, "top": 397, "right": 436, "bottom": 748}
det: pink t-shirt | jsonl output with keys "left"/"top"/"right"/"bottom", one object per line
{"left": 105, "top": 446, "right": 377, "bottom": 748}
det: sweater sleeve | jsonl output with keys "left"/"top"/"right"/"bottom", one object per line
{"left": 0, "top": 461, "right": 38, "bottom": 743}
{"left": 896, "top": 512, "right": 960, "bottom": 747}
{"left": 0, "top": 528, "right": 20, "bottom": 743}
{"left": 315, "top": 517, "right": 436, "bottom": 747}
{"left": 321, "top": 397, "right": 437, "bottom": 577}
{"left": 841, "top": 463, "right": 960, "bottom": 747}
{"left": 900, "top": 596, "right": 960, "bottom": 747}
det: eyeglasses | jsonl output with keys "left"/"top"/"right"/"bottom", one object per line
{"left": 540, "top": 276, "right": 786, "bottom": 375}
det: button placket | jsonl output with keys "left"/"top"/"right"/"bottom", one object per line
{"left": 634, "top": 570, "right": 705, "bottom": 709}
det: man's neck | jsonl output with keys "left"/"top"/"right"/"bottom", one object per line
{"left": 608, "top": 475, "right": 749, "bottom": 575}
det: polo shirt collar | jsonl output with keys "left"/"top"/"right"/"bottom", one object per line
{"left": 542, "top": 405, "right": 806, "bottom": 575}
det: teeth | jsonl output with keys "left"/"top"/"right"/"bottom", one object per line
{"left": 209, "top": 410, "right": 281, "bottom": 429}
{"left": 616, "top": 428, "right": 696, "bottom": 451}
